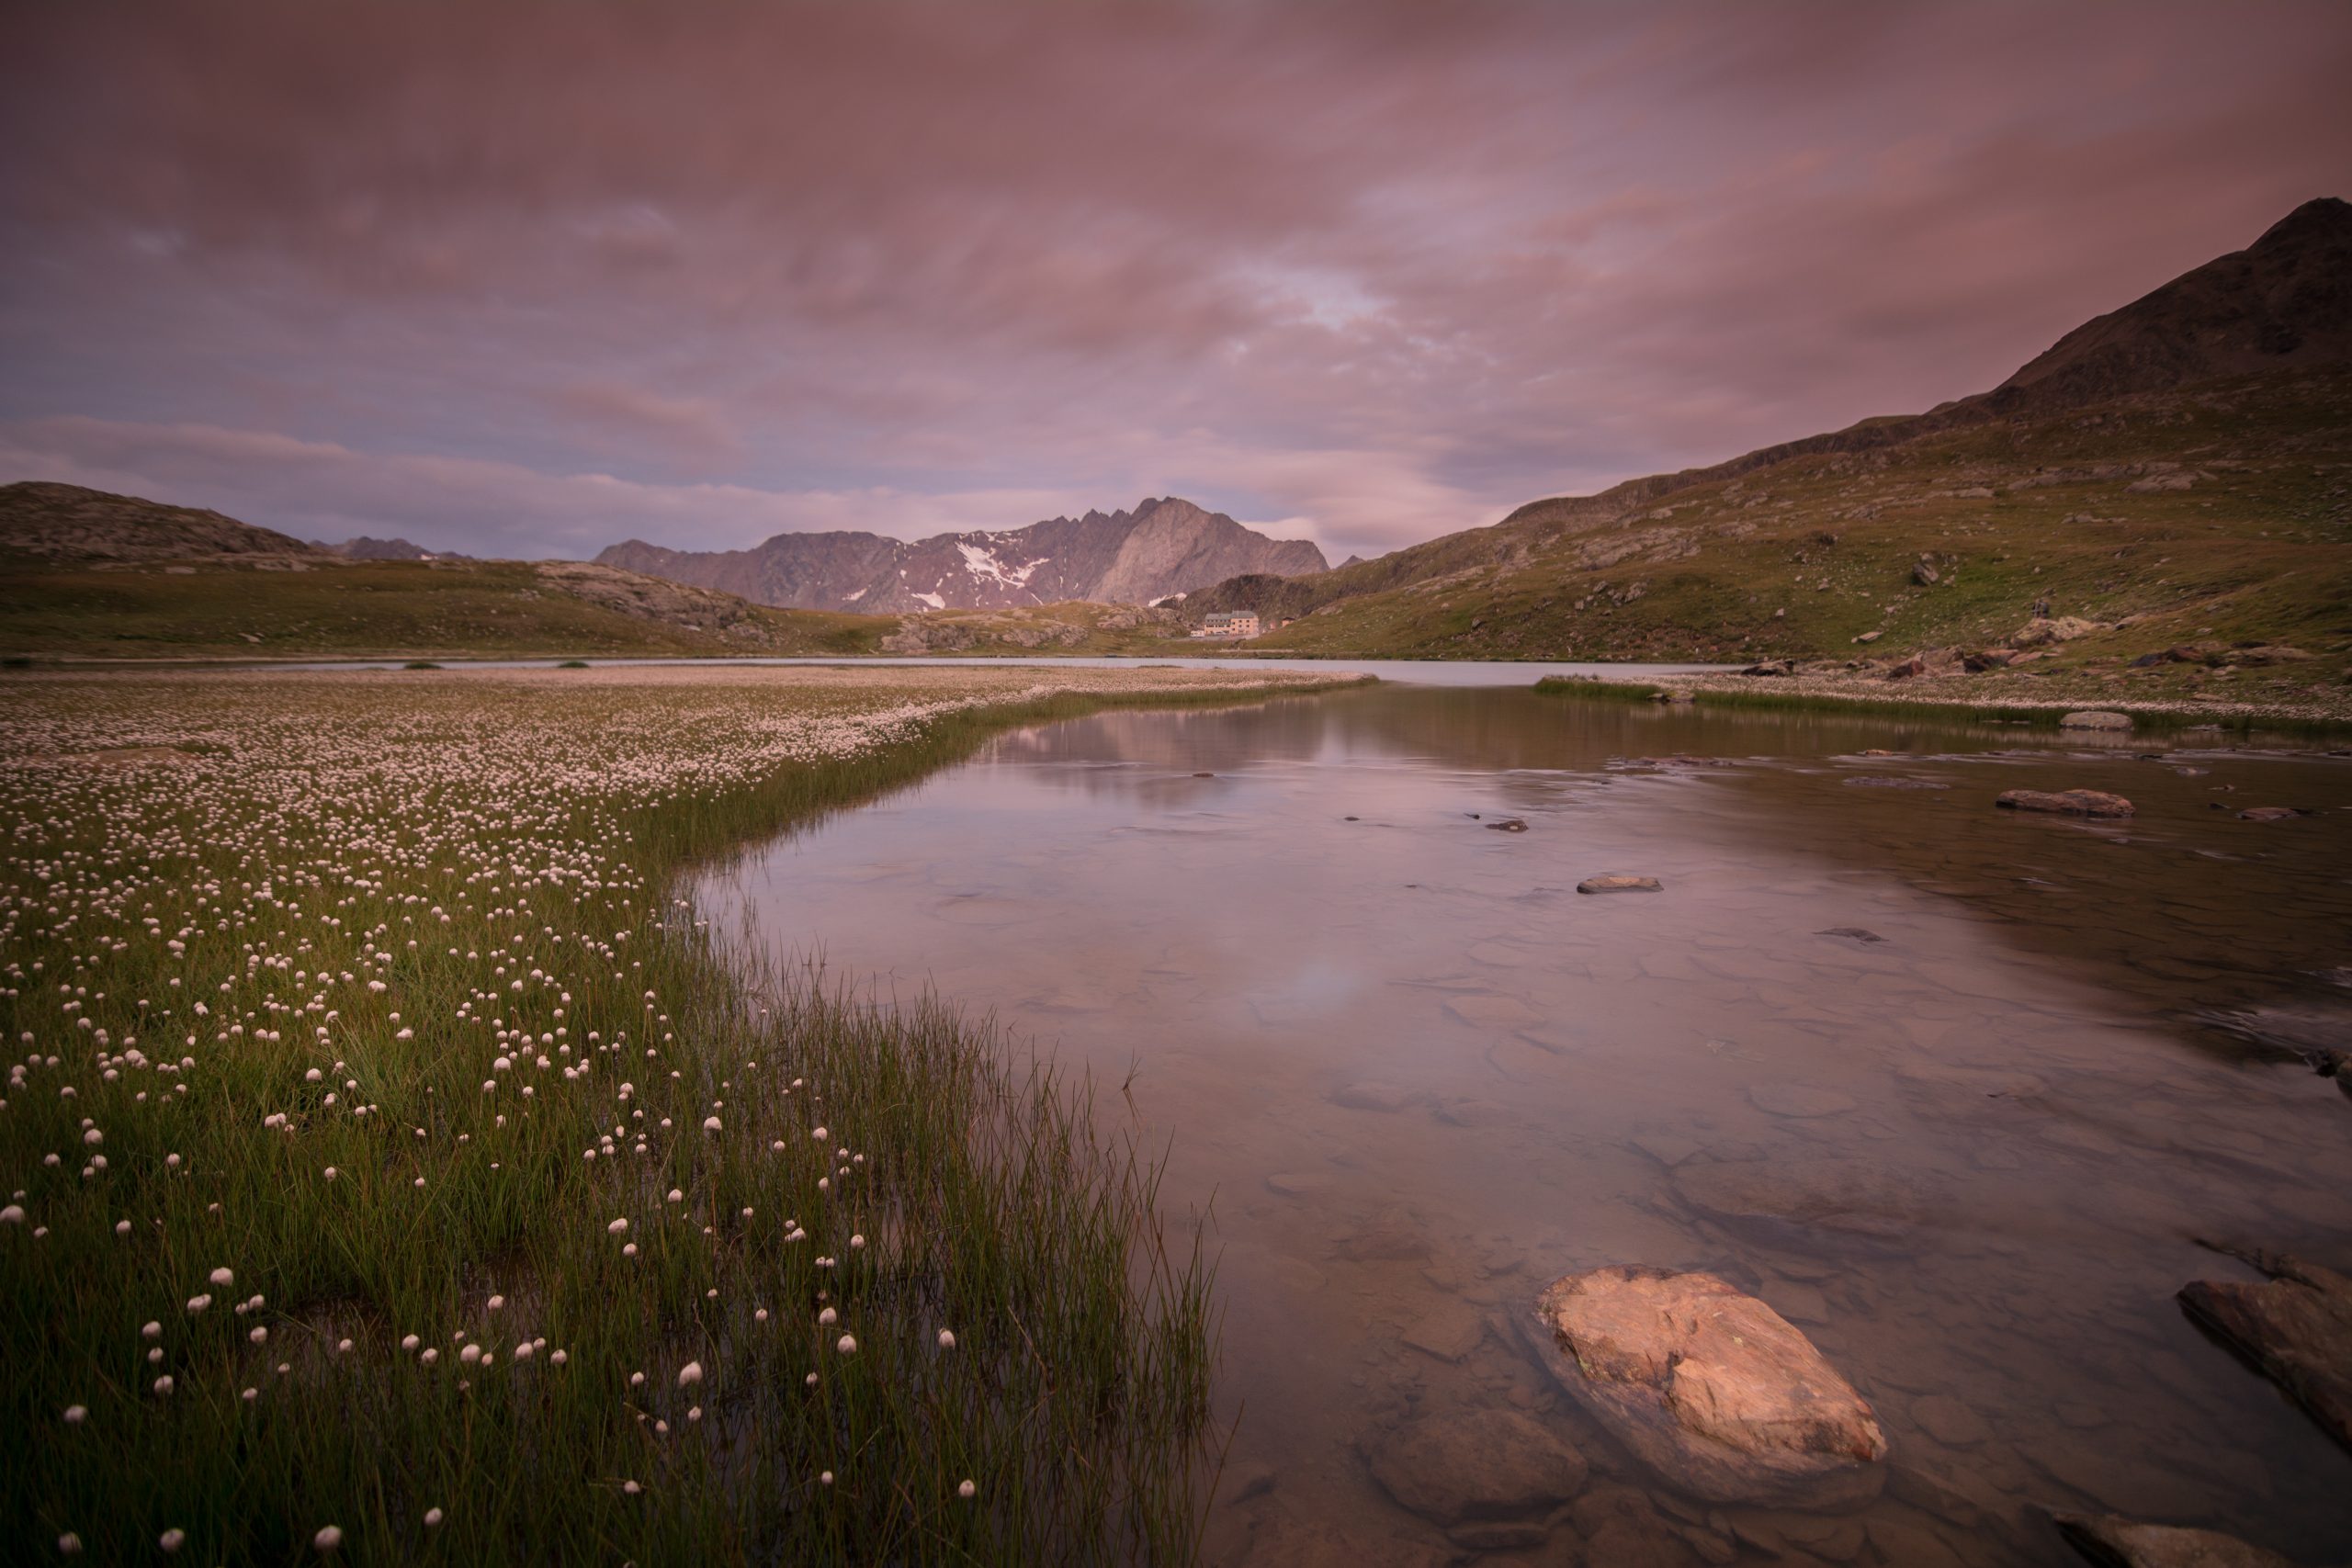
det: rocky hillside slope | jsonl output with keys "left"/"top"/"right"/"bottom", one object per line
{"left": 1194, "top": 197, "right": 2352, "bottom": 675}
{"left": 1, "top": 480, "right": 319, "bottom": 561}
{"left": 597, "top": 495, "right": 1327, "bottom": 614}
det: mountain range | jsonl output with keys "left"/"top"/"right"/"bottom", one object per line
{"left": 594, "top": 495, "right": 1327, "bottom": 614}
{"left": 1184, "top": 196, "right": 2352, "bottom": 662}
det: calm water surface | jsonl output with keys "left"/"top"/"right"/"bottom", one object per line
{"left": 713, "top": 686, "right": 2352, "bottom": 1566}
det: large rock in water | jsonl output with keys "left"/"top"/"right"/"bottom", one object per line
{"left": 1523, "top": 1266, "right": 1886, "bottom": 1507}
{"left": 1672, "top": 1156, "right": 1939, "bottom": 1249}
{"left": 2177, "top": 1247, "right": 2352, "bottom": 1455}
{"left": 2053, "top": 1513, "right": 2303, "bottom": 1568}
{"left": 1996, "top": 788, "right": 2135, "bottom": 818}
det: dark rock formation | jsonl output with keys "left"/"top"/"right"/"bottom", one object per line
{"left": 2177, "top": 1243, "right": 2352, "bottom": 1455}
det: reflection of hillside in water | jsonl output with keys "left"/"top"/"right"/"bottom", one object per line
{"left": 994, "top": 686, "right": 2352, "bottom": 1064}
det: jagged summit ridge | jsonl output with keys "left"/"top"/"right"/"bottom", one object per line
{"left": 597, "top": 496, "right": 1327, "bottom": 613}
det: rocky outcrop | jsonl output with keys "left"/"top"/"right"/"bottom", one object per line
{"left": 529, "top": 562, "right": 790, "bottom": 644}
{"left": 1996, "top": 789, "right": 2136, "bottom": 818}
{"left": 0, "top": 480, "right": 323, "bottom": 561}
{"left": 598, "top": 496, "right": 1326, "bottom": 613}
{"left": 1524, "top": 1266, "right": 1886, "bottom": 1507}
{"left": 2053, "top": 1513, "right": 2303, "bottom": 1568}
{"left": 2177, "top": 1245, "right": 2352, "bottom": 1455}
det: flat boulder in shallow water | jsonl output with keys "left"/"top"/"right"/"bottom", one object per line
{"left": 1997, "top": 788, "right": 2135, "bottom": 818}
{"left": 1523, "top": 1267, "right": 1886, "bottom": 1507}
{"left": 2053, "top": 1513, "right": 2302, "bottom": 1568}
{"left": 2060, "top": 710, "right": 2135, "bottom": 731}
{"left": 1578, "top": 874, "right": 1663, "bottom": 894}
{"left": 1672, "top": 1156, "right": 1939, "bottom": 1248}
{"left": 1363, "top": 1407, "right": 1589, "bottom": 1525}
{"left": 2176, "top": 1246, "right": 2352, "bottom": 1454}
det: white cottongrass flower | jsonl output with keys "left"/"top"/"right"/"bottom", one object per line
{"left": 0, "top": 1205, "right": 22, "bottom": 1224}
{"left": 606, "top": 1217, "right": 628, "bottom": 1234}
{"left": 312, "top": 1524, "right": 343, "bottom": 1551}
{"left": 677, "top": 1361, "right": 702, "bottom": 1387}
{"left": 459, "top": 1345, "right": 482, "bottom": 1366}
{"left": 209, "top": 1267, "right": 233, "bottom": 1286}
{"left": 186, "top": 1295, "right": 210, "bottom": 1314}
{"left": 322, "top": 1168, "right": 338, "bottom": 1181}
{"left": 486, "top": 1294, "right": 504, "bottom": 1311}
{"left": 817, "top": 1307, "right": 837, "bottom": 1325}
{"left": 160, "top": 1528, "right": 187, "bottom": 1551}
{"left": 621, "top": 1481, "right": 641, "bottom": 1495}
{"left": 63, "top": 1404, "right": 88, "bottom": 1424}
{"left": 958, "top": 1480, "right": 977, "bottom": 1499}
{"left": 153, "top": 1375, "right": 174, "bottom": 1395}
{"left": 811, "top": 1126, "right": 829, "bottom": 1142}
{"left": 401, "top": 1334, "right": 420, "bottom": 1351}
{"left": 702, "top": 1116, "right": 721, "bottom": 1133}
{"left": 550, "top": 1349, "right": 567, "bottom": 1366}
{"left": 424, "top": 1508, "right": 443, "bottom": 1528}
{"left": 420, "top": 1348, "right": 439, "bottom": 1366}
{"left": 142, "top": 1321, "right": 162, "bottom": 1339}
{"left": 57, "top": 1534, "right": 81, "bottom": 1556}
{"left": 938, "top": 1329, "right": 956, "bottom": 1349}
{"left": 836, "top": 1335, "right": 856, "bottom": 1356}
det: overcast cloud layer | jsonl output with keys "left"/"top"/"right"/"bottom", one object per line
{"left": 3, "top": 3, "right": 2347, "bottom": 563}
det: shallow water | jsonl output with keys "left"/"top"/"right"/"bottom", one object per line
{"left": 712, "top": 685, "right": 2352, "bottom": 1566}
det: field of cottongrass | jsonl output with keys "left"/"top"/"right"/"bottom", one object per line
{"left": 0, "top": 664, "right": 1356, "bottom": 1564}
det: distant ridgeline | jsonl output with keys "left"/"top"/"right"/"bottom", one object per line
{"left": 595, "top": 496, "right": 1328, "bottom": 615}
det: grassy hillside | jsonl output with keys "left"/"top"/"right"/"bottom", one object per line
{"left": 1239, "top": 367, "right": 2352, "bottom": 675}
{"left": 0, "top": 555, "right": 1219, "bottom": 663}
{"left": 0, "top": 556, "right": 893, "bottom": 660}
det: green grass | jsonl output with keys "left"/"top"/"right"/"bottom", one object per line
{"left": 1238, "top": 367, "right": 2352, "bottom": 671}
{"left": 0, "top": 558, "right": 893, "bottom": 660}
{"left": 0, "top": 669, "right": 1359, "bottom": 1563}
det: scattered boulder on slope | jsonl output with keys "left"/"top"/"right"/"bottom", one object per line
{"left": 1522, "top": 1266, "right": 1886, "bottom": 1508}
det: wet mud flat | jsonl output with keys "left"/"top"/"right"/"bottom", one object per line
{"left": 712, "top": 687, "right": 2352, "bottom": 1566}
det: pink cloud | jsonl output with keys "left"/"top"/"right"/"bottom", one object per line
{"left": 0, "top": 3, "right": 2345, "bottom": 563}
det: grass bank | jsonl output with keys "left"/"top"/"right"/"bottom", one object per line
{"left": 1531, "top": 672, "right": 2352, "bottom": 738}
{"left": 0, "top": 665, "right": 1362, "bottom": 1564}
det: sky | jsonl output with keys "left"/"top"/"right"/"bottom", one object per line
{"left": 3, "top": 3, "right": 2348, "bottom": 565}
